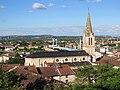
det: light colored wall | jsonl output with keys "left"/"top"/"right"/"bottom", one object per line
{"left": 5, "top": 48, "right": 13, "bottom": 51}
{"left": 0, "top": 56, "right": 9, "bottom": 62}
{"left": 83, "top": 32, "right": 95, "bottom": 56}
{"left": 83, "top": 33, "right": 96, "bottom": 62}
{"left": 53, "top": 75, "right": 76, "bottom": 83}
{"left": 25, "top": 56, "right": 89, "bottom": 67}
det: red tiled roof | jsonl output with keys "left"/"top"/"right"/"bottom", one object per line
{"left": 14, "top": 66, "right": 42, "bottom": 86}
{"left": 0, "top": 64, "right": 42, "bottom": 87}
{"left": 46, "top": 63, "right": 55, "bottom": 67}
{"left": 101, "top": 55, "right": 120, "bottom": 60}
{"left": 0, "top": 64, "right": 20, "bottom": 71}
{"left": 24, "top": 66, "right": 38, "bottom": 74}
{"left": 38, "top": 66, "right": 76, "bottom": 77}
{"left": 60, "top": 64, "right": 70, "bottom": 68}
{"left": 96, "top": 59, "right": 120, "bottom": 66}
{"left": 38, "top": 67, "right": 59, "bottom": 77}
{"left": 58, "top": 68, "right": 76, "bottom": 75}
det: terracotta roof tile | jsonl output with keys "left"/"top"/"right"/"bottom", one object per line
{"left": 96, "top": 56, "right": 120, "bottom": 66}
{"left": 0, "top": 64, "right": 20, "bottom": 71}
{"left": 0, "top": 64, "right": 42, "bottom": 87}
{"left": 37, "top": 67, "right": 59, "bottom": 77}
{"left": 24, "top": 66, "right": 38, "bottom": 74}
{"left": 58, "top": 68, "right": 76, "bottom": 75}
{"left": 14, "top": 66, "right": 42, "bottom": 86}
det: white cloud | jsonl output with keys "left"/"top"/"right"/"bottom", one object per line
{"left": 1, "top": 25, "right": 120, "bottom": 36}
{"left": 48, "top": 3, "right": 54, "bottom": 7}
{"left": 59, "top": 5, "right": 66, "bottom": 8}
{"left": 32, "top": 3, "right": 46, "bottom": 9}
{"left": 93, "top": 25, "right": 120, "bottom": 36}
{"left": 79, "top": 0, "right": 103, "bottom": 3}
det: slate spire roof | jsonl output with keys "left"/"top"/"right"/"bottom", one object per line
{"left": 84, "top": 9, "right": 94, "bottom": 36}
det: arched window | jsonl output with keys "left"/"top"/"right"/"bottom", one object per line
{"left": 74, "top": 58, "right": 77, "bottom": 61}
{"left": 89, "top": 38, "right": 90, "bottom": 45}
{"left": 83, "top": 58, "right": 85, "bottom": 60}
{"left": 56, "top": 59, "right": 59, "bottom": 62}
{"left": 44, "top": 61, "right": 47, "bottom": 67}
{"left": 66, "top": 80, "right": 68, "bottom": 83}
{"left": 66, "top": 75, "right": 68, "bottom": 78}
{"left": 65, "top": 58, "right": 68, "bottom": 61}
{"left": 91, "top": 38, "right": 92, "bottom": 45}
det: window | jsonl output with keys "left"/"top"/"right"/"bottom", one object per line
{"left": 66, "top": 75, "right": 68, "bottom": 78}
{"left": 91, "top": 38, "right": 92, "bottom": 45}
{"left": 56, "top": 59, "right": 59, "bottom": 62}
{"left": 89, "top": 38, "right": 90, "bottom": 45}
{"left": 65, "top": 58, "right": 68, "bottom": 61}
{"left": 44, "top": 61, "right": 47, "bottom": 63}
{"left": 44, "top": 61, "right": 47, "bottom": 67}
{"left": 80, "top": 59, "right": 82, "bottom": 62}
{"left": 83, "top": 58, "right": 85, "bottom": 60}
{"left": 74, "top": 58, "right": 77, "bottom": 61}
{"left": 66, "top": 80, "right": 68, "bottom": 83}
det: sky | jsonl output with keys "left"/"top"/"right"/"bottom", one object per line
{"left": 0, "top": 0, "right": 120, "bottom": 36}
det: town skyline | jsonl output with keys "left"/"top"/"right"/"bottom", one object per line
{"left": 0, "top": 0, "right": 120, "bottom": 36}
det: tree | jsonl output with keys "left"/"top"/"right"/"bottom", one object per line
{"left": 95, "top": 65, "right": 120, "bottom": 90}
{"left": 76, "top": 66, "right": 97, "bottom": 84}
{"left": 6, "top": 53, "right": 25, "bottom": 65}
{"left": 0, "top": 70, "right": 25, "bottom": 90}
{"left": 19, "top": 41, "right": 29, "bottom": 46}
{"left": 75, "top": 65, "right": 120, "bottom": 90}
{"left": 6, "top": 58, "right": 25, "bottom": 65}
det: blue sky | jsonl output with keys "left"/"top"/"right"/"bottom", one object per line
{"left": 0, "top": 0, "right": 120, "bottom": 36}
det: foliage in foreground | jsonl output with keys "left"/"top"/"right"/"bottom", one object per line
{"left": 55, "top": 65, "right": 120, "bottom": 90}
{"left": 0, "top": 69, "right": 25, "bottom": 90}
{"left": 5, "top": 53, "right": 25, "bottom": 65}
{"left": 1, "top": 64, "right": 120, "bottom": 90}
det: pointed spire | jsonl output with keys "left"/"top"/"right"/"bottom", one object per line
{"left": 85, "top": 8, "right": 93, "bottom": 36}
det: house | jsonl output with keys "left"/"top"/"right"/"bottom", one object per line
{"left": 0, "top": 54, "right": 9, "bottom": 62}
{"left": 25, "top": 51, "right": 90, "bottom": 67}
{"left": 95, "top": 56, "right": 120, "bottom": 68}
{"left": 115, "top": 49, "right": 120, "bottom": 57}
{"left": 37, "top": 67, "right": 76, "bottom": 83}
{"left": 0, "top": 64, "right": 73, "bottom": 87}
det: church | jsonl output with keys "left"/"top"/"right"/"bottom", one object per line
{"left": 82, "top": 10, "right": 96, "bottom": 62}
{"left": 25, "top": 10, "right": 96, "bottom": 67}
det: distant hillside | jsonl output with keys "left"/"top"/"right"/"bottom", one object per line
{"left": 0, "top": 35, "right": 119, "bottom": 40}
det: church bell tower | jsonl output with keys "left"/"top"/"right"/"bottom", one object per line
{"left": 82, "top": 9, "right": 96, "bottom": 62}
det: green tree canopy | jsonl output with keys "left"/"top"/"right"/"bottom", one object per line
{"left": 0, "top": 69, "right": 25, "bottom": 90}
